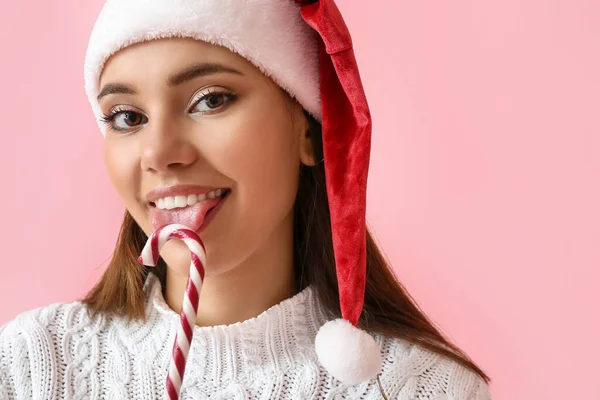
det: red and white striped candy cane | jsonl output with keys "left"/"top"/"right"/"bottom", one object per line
{"left": 138, "top": 224, "right": 206, "bottom": 400}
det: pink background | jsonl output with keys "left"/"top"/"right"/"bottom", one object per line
{"left": 1, "top": 1, "right": 598, "bottom": 399}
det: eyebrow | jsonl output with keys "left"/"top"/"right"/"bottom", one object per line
{"left": 97, "top": 83, "right": 136, "bottom": 101}
{"left": 167, "top": 63, "right": 244, "bottom": 86}
{"left": 97, "top": 63, "right": 244, "bottom": 102}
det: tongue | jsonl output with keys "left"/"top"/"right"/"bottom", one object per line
{"left": 151, "top": 197, "right": 222, "bottom": 231}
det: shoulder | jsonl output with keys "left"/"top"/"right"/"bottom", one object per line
{"left": 0, "top": 301, "right": 104, "bottom": 399}
{"left": 377, "top": 335, "right": 492, "bottom": 400}
{"left": 0, "top": 300, "right": 101, "bottom": 342}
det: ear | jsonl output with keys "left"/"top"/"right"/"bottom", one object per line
{"left": 294, "top": 108, "right": 317, "bottom": 167}
{"left": 299, "top": 127, "right": 317, "bottom": 167}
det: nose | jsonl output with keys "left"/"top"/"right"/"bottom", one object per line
{"left": 140, "top": 116, "right": 197, "bottom": 173}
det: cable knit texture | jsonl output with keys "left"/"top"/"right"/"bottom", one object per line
{"left": 0, "top": 275, "right": 491, "bottom": 399}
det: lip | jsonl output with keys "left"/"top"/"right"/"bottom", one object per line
{"left": 146, "top": 184, "right": 228, "bottom": 204}
{"left": 149, "top": 187, "right": 231, "bottom": 232}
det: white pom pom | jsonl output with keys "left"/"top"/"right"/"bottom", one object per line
{"left": 315, "top": 319, "right": 382, "bottom": 385}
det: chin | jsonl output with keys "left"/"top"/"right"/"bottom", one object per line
{"left": 160, "top": 240, "right": 232, "bottom": 277}
{"left": 202, "top": 253, "right": 241, "bottom": 278}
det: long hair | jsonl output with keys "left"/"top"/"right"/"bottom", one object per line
{"left": 83, "top": 112, "right": 490, "bottom": 383}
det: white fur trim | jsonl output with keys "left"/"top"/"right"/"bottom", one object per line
{"left": 84, "top": 0, "right": 321, "bottom": 135}
{"left": 315, "top": 319, "right": 382, "bottom": 385}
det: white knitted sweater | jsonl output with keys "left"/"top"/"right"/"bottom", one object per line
{"left": 0, "top": 275, "right": 491, "bottom": 399}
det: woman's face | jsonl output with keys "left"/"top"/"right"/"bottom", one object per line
{"left": 98, "top": 38, "right": 313, "bottom": 277}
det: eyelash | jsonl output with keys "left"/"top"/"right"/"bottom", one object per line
{"left": 99, "top": 88, "right": 238, "bottom": 133}
{"left": 191, "top": 87, "right": 238, "bottom": 112}
{"left": 99, "top": 106, "right": 129, "bottom": 126}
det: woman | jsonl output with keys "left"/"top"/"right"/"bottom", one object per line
{"left": 0, "top": 0, "right": 492, "bottom": 398}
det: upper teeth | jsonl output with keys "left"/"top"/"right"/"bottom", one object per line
{"left": 155, "top": 189, "right": 224, "bottom": 210}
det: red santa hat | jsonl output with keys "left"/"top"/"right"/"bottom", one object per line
{"left": 85, "top": 0, "right": 381, "bottom": 386}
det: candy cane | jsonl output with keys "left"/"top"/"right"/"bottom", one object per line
{"left": 138, "top": 224, "right": 206, "bottom": 400}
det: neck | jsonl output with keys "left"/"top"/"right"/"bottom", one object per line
{"left": 164, "top": 214, "right": 297, "bottom": 327}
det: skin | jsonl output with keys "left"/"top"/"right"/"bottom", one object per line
{"left": 98, "top": 38, "right": 315, "bottom": 326}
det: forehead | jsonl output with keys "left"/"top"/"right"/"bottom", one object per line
{"left": 99, "top": 38, "right": 257, "bottom": 85}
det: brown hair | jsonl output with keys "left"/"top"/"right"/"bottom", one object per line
{"left": 83, "top": 112, "right": 490, "bottom": 383}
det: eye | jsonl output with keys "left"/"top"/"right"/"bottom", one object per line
{"left": 100, "top": 108, "right": 148, "bottom": 132}
{"left": 190, "top": 88, "right": 237, "bottom": 115}
{"left": 114, "top": 111, "right": 146, "bottom": 129}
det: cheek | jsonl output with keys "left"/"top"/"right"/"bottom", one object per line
{"left": 104, "top": 142, "right": 140, "bottom": 203}
{"left": 233, "top": 134, "right": 296, "bottom": 184}
{"left": 206, "top": 109, "right": 300, "bottom": 224}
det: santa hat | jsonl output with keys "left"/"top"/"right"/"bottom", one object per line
{"left": 84, "top": 0, "right": 381, "bottom": 386}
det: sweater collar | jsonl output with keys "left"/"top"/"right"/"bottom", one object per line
{"left": 138, "top": 274, "right": 330, "bottom": 381}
